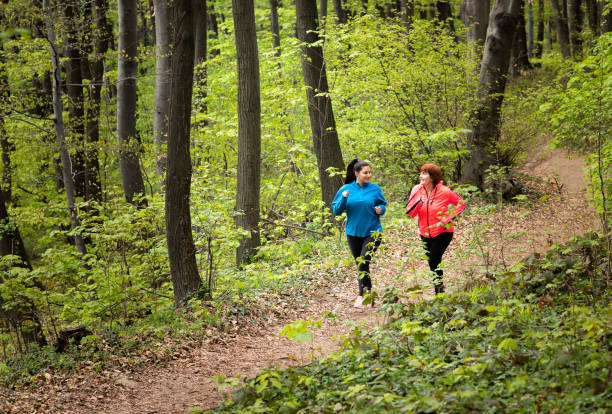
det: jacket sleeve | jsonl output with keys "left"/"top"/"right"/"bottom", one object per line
{"left": 405, "top": 185, "right": 423, "bottom": 217}
{"left": 440, "top": 189, "right": 466, "bottom": 224}
{"left": 375, "top": 186, "right": 387, "bottom": 216}
{"left": 331, "top": 187, "right": 348, "bottom": 216}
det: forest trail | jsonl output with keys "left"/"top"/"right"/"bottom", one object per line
{"left": 5, "top": 145, "right": 599, "bottom": 414}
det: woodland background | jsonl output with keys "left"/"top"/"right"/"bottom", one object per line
{"left": 0, "top": 0, "right": 610, "bottom": 411}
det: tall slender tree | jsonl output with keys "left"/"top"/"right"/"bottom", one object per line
{"left": 295, "top": 0, "right": 344, "bottom": 211}
{"left": 153, "top": 0, "right": 172, "bottom": 177}
{"left": 269, "top": 0, "right": 281, "bottom": 58}
{"left": 166, "top": 0, "right": 201, "bottom": 305}
{"left": 568, "top": 0, "right": 583, "bottom": 57}
{"left": 333, "top": 0, "right": 348, "bottom": 23}
{"left": 551, "top": 0, "right": 571, "bottom": 58}
{"left": 534, "top": 0, "right": 545, "bottom": 57}
{"left": 0, "top": 42, "right": 12, "bottom": 202}
{"left": 460, "top": 0, "right": 521, "bottom": 188}
{"left": 118, "top": 0, "right": 147, "bottom": 204}
{"left": 511, "top": 0, "right": 532, "bottom": 75}
{"left": 43, "top": 0, "right": 87, "bottom": 256}
{"left": 232, "top": 0, "right": 262, "bottom": 266}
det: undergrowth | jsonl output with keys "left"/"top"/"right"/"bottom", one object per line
{"left": 209, "top": 232, "right": 611, "bottom": 413}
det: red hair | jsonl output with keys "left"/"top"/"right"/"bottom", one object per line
{"left": 420, "top": 163, "right": 442, "bottom": 187}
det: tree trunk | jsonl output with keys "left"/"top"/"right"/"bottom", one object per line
{"left": 401, "top": 0, "right": 414, "bottom": 31}
{"left": 118, "top": 0, "right": 147, "bottom": 205}
{"left": 600, "top": 0, "right": 612, "bottom": 32}
{"left": 550, "top": 0, "right": 571, "bottom": 58}
{"left": 166, "top": 0, "right": 201, "bottom": 306}
{"left": 295, "top": 0, "right": 344, "bottom": 211}
{"left": 585, "top": 0, "right": 599, "bottom": 34}
{"left": 459, "top": 0, "right": 490, "bottom": 50}
{"left": 511, "top": 0, "right": 532, "bottom": 76}
{"left": 269, "top": 0, "right": 281, "bottom": 58}
{"left": 43, "top": 0, "right": 87, "bottom": 257}
{"left": 0, "top": 44, "right": 12, "bottom": 202}
{"left": 139, "top": 0, "right": 151, "bottom": 47}
{"left": 527, "top": 1, "right": 533, "bottom": 55}
{"left": 153, "top": 0, "right": 172, "bottom": 178}
{"left": 0, "top": 191, "right": 47, "bottom": 348}
{"left": 63, "top": 3, "right": 88, "bottom": 200}
{"left": 568, "top": 0, "right": 582, "bottom": 57}
{"left": 460, "top": 0, "right": 521, "bottom": 188}
{"left": 208, "top": 4, "right": 220, "bottom": 57}
{"left": 320, "top": 0, "right": 328, "bottom": 21}
{"left": 535, "top": 0, "right": 544, "bottom": 57}
{"left": 84, "top": 0, "right": 108, "bottom": 202}
{"left": 333, "top": 0, "right": 348, "bottom": 23}
{"left": 435, "top": 1, "right": 455, "bottom": 32}
{"left": 232, "top": 0, "right": 262, "bottom": 266}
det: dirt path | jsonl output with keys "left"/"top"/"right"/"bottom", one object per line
{"left": 3, "top": 147, "right": 598, "bottom": 413}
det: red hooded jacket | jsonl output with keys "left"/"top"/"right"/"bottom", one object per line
{"left": 405, "top": 181, "right": 465, "bottom": 238}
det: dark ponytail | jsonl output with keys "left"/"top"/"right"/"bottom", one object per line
{"left": 344, "top": 158, "right": 370, "bottom": 184}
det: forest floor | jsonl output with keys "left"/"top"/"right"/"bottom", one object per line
{"left": 2, "top": 144, "right": 599, "bottom": 413}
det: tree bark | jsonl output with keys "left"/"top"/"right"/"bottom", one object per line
{"left": 295, "top": 0, "right": 344, "bottom": 211}
{"left": 63, "top": 3, "right": 88, "bottom": 200}
{"left": 535, "top": 0, "right": 544, "bottom": 57}
{"left": 435, "top": 1, "right": 455, "bottom": 32}
{"left": 585, "top": 0, "right": 599, "bottom": 34}
{"left": 568, "top": 0, "right": 582, "bottom": 57}
{"left": 401, "top": 0, "right": 414, "bottom": 31}
{"left": 527, "top": 1, "right": 534, "bottom": 55}
{"left": 208, "top": 4, "right": 220, "bottom": 57}
{"left": 320, "top": 0, "right": 328, "bottom": 21}
{"left": 0, "top": 43, "right": 12, "bottom": 202}
{"left": 333, "top": 0, "right": 348, "bottom": 23}
{"left": 460, "top": 0, "right": 521, "bottom": 188}
{"left": 153, "top": 0, "right": 172, "bottom": 178}
{"left": 232, "top": 0, "right": 262, "bottom": 266}
{"left": 43, "top": 0, "right": 87, "bottom": 256}
{"left": 269, "top": 0, "right": 281, "bottom": 58}
{"left": 459, "top": 0, "right": 490, "bottom": 50}
{"left": 166, "top": 0, "right": 201, "bottom": 305}
{"left": 118, "top": 0, "right": 147, "bottom": 205}
{"left": 550, "top": 0, "right": 571, "bottom": 58}
{"left": 511, "top": 0, "right": 532, "bottom": 76}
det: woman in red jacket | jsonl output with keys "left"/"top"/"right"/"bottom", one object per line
{"left": 405, "top": 164, "right": 465, "bottom": 294}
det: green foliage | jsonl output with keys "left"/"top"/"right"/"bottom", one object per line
{"left": 214, "top": 234, "right": 611, "bottom": 413}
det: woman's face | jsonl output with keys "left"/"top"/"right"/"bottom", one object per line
{"left": 419, "top": 170, "right": 432, "bottom": 186}
{"left": 356, "top": 166, "right": 372, "bottom": 184}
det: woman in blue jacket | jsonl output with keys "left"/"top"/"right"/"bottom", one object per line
{"left": 332, "top": 159, "right": 387, "bottom": 308}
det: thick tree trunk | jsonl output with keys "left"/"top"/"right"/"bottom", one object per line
{"left": 118, "top": 0, "right": 147, "bottom": 205}
{"left": 63, "top": 3, "right": 88, "bottom": 200}
{"left": 585, "top": 0, "right": 599, "bottom": 34}
{"left": 166, "top": 0, "right": 201, "bottom": 305}
{"left": 43, "top": 0, "right": 87, "bottom": 256}
{"left": 460, "top": 0, "right": 490, "bottom": 50}
{"left": 333, "top": 0, "right": 348, "bottom": 23}
{"left": 511, "top": 0, "right": 532, "bottom": 76}
{"left": 550, "top": 0, "right": 571, "bottom": 58}
{"left": 568, "top": 0, "right": 582, "bottom": 57}
{"left": 460, "top": 0, "right": 521, "bottom": 188}
{"left": 295, "top": 0, "right": 344, "bottom": 211}
{"left": 232, "top": 0, "right": 262, "bottom": 266}
{"left": 153, "top": 0, "right": 172, "bottom": 177}
{"left": 269, "top": 0, "right": 281, "bottom": 58}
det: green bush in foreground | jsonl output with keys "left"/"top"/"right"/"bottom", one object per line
{"left": 212, "top": 233, "right": 611, "bottom": 413}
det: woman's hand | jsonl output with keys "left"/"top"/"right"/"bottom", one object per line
{"left": 374, "top": 206, "right": 382, "bottom": 215}
{"left": 342, "top": 190, "right": 349, "bottom": 197}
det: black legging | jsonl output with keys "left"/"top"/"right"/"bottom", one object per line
{"left": 421, "top": 232, "right": 453, "bottom": 287}
{"left": 347, "top": 234, "right": 382, "bottom": 296}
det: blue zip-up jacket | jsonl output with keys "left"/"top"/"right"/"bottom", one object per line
{"left": 331, "top": 181, "right": 387, "bottom": 237}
